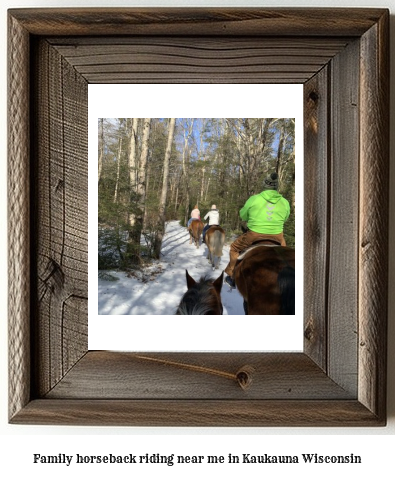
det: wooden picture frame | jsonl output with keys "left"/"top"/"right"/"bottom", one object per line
{"left": 8, "top": 8, "right": 389, "bottom": 426}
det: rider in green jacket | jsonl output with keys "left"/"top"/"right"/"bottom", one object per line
{"left": 240, "top": 189, "right": 290, "bottom": 235}
{"left": 224, "top": 172, "right": 290, "bottom": 288}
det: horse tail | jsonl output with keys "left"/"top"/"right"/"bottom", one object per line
{"left": 212, "top": 230, "right": 225, "bottom": 257}
{"left": 277, "top": 266, "right": 295, "bottom": 315}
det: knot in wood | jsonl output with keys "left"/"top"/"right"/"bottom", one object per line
{"left": 304, "top": 320, "right": 314, "bottom": 341}
{"left": 236, "top": 365, "right": 255, "bottom": 390}
{"left": 308, "top": 90, "right": 319, "bottom": 103}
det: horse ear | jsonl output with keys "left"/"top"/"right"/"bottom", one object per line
{"left": 213, "top": 271, "right": 224, "bottom": 294}
{"left": 186, "top": 270, "right": 196, "bottom": 289}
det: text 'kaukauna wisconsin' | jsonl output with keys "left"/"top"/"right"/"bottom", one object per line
{"left": 33, "top": 453, "right": 362, "bottom": 466}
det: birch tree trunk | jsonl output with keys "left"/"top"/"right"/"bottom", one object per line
{"left": 198, "top": 119, "right": 207, "bottom": 202}
{"left": 127, "top": 118, "right": 151, "bottom": 264}
{"left": 143, "top": 162, "right": 151, "bottom": 229}
{"left": 113, "top": 136, "right": 122, "bottom": 203}
{"left": 181, "top": 119, "right": 194, "bottom": 225}
{"left": 136, "top": 117, "right": 151, "bottom": 225}
{"left": 127, "top": 117, "right": 139, "bottom": 230}
{"left": 153, "top": 118, "right": 176, "bottom": 258}
{"left": 129, "top": 119, "right": 139, "bottom": 190}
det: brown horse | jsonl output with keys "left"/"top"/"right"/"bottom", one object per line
{"left": 189, "top": 219, "right": 204, "bottom": 248}
{"left": 205, "top": 226, "right": 226, "bottom": 270}
{"left": 175, "top": 270, "right": 224, "bottom": 315}
{"left": 234, "top": 244, "right": 295, "bottom": 315}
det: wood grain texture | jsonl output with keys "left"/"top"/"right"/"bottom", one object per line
{"left": 327, "top": 39, "right": 360, "bottom": 396}
{"left": 11, "top": 399, "right": 384, "bottom": 427}
{"left": 46, "top": 352, "right": 354, "bottom": 400}
{"left": 303, "top": 67, "right": 329, "bottom": 370}
{"left": 49, "top": 37, "right": 350, "bottom": 84}
{"left": 358, "top": 12, "right": 389, "bottom": 420}
{"left": 8, "top": 13, "right": 31, "bottom": 421}
{"left": 8, "top": 8, "right": 387, "bottom": 37}
{"left": 30, "top": 39, "right": 88, "bottom": 397}
{"left": 7, "top": 8, "right": 389, "bottom": 426}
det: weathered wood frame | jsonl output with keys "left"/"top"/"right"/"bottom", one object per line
{"left": 8, "top": 8, "right": 389, "bottom": 426}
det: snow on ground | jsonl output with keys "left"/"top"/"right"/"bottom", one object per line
{"left": 98, "top": 220, "right": 245, "bottom": 315}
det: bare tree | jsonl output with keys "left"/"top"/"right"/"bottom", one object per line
{"left": 127, "top": 118, "right": 151, "bottom": 263}
{"left": 113, "top": 135, "right": 122, "bottom": 204}
{"left": 275, "top": 118, "right": 285, "bottom": 176}
{"left": 127, "top": 117, "right": 139, "bottom": 230}
{"left": 129, "top": 118, "right": 139, "bottom": 191}
{"left": 153, "top": 118, "right": 176, "bottom": 258}
{"left": 179, "top": 119, "right": 194, "bottom": 225}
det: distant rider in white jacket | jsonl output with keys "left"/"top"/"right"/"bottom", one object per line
{"left": 203, "top": 205, "right": 220, "bottom": 242}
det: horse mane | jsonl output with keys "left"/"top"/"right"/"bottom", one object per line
{"left": 175, "top": 300, "right": 213, "bottom": 315}
{"left": 175, "top": 276, "right": 221, "bottom": 315}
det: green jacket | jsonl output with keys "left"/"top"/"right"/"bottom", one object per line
{"left": 240, "top": 190, "right": 290, "bottom": 234}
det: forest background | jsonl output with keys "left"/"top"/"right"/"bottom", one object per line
{"left": 98, "top": 117, "right": 295, "bottom": 271}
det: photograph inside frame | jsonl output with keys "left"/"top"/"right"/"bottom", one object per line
{"left": 88, "top": 84, "right": 304, "bottom": 352}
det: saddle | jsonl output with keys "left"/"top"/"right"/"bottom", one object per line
{"left": 237, "top": 239, "right": 281, "bottom": 262}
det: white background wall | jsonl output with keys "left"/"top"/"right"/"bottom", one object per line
{"left": 1, "top": 0, "right": 394, "bottom": 476}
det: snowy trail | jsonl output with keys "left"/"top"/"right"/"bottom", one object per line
{"left": 98, "top": 220, "right": 245, "bottom": 315}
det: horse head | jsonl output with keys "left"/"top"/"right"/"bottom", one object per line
{"left": 176, "top": 270, "right": 224, "bottom": 315}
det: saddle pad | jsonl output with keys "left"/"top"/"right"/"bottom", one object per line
{"left": 237, "top": 243, "right": 279, "bottom": 261}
